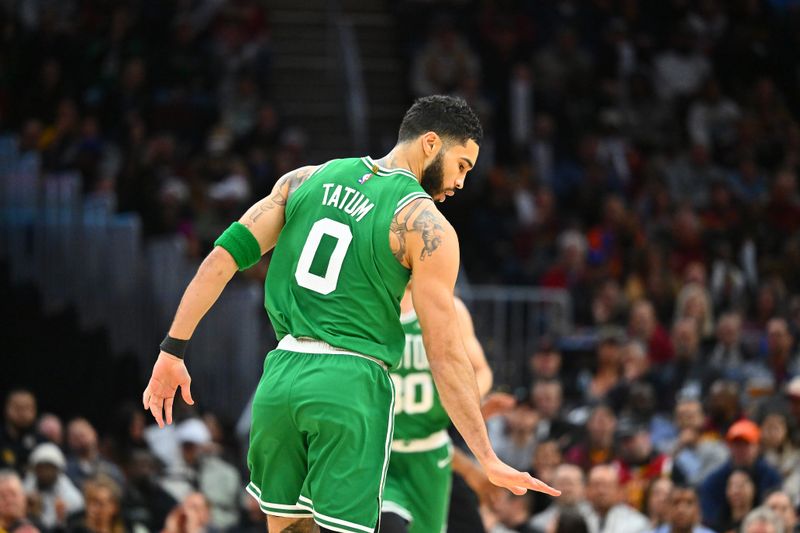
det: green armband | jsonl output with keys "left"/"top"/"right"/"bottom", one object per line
{"left": 214, "top": 222, "right": 261, "bottom": 270}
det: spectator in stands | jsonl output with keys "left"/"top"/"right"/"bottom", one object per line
{"left": 585, "top": 464, "right": 650, "bottom": 533}
{"left": 104, "top": 404, "right": 148, "bottom": 468}
{"left": 669, "top": 398, "right": 729, "bottom": 486}
{"left": 673, "top": 283, "right": 715, "bottom": 342}
{"left": 608, "top": 341, "right": 660, "bottom": 417}
{"left": 527, "top": 337, "right": 562, "bottom": 384}
{"left": 658, "top": 318, "right": 716, "bottom": 411}
{"left": 699, "top": 420, "right": 781, "bottom": 528}
{"left": 705, "top": 380, "right": 743, "bottom": 436}
{"left": 539, "top": 230, "right": 591, "bottom": 293}
{"left": 614, "top": 420, "right": 671, "bottom": 511}
{"left": 0, "top": 390, "right": 45, "bottom": 473}
{"left": 163, "top": 492, "right": 218, "bottom": 533}
{"left": 486, "top": 490, "right": 536, "bottom": 533}
{"left": 764, "top": 490, "right": 798, "bottom": 533}
{"left": 565, "top": 404, "right": 617, "bottom": 472}
{"left": 740, "top": 507, "right": 785, "bottom": 533}
{"left": 120, "top": 450, "right": 176, "bottom": 533}
{"left": 714, "top": 468, "right": 758, "bottom": 533}
{"left": 0, "top": 470, "right": 39, "bottom": 533}
{"left": 646, "top": 485, "right": 715, "bottom": 533}
{"left": 533, "top": 27, "right": 592, "bottom": 109}
{"left": 661, "top": 144, "right": 722, "bottom": 209}
{"left": 65, "top": 419, "right": 125, "bottom": 491}
{"left": 760, "top": 411, "right": 800, "bottom": 502}
{"left": 530, "top": 464, "right": 592, "bottom": 532}
{"left": 530, "top": 380, "right": 572, "bottom": 446}
{"left": 591, "top": 279, "right": 629, "bottom": 328}
{"left": 489, "top": 402, "right": 539, "bottom": 472}
{"left": 550, "top": 508, "right": 589, "bottom": 533}
{"left": 23, "top": 443, "right": 84, "bottom": 530}
{"left": 161, "top": 419, "right": 240, "bottom": 530}
{"left": 629, "top": 301, "right": 674, "bottom": 365}
{"left": 763, "top": 318, "right": 800, "bottom": 386}
{"left": 578, "top": 333, "right": 623, "bottom": 405}
{"left": 411, "top": 17, "right": 480, "bottom": 98}
{"left": 652, "top": 23, "right": 711, "bottom": 102}
{"left": 643, "top": 477, "right": 673, "bottom": 530}
{"left": 687, "top": 78, "right": 741, "bottom": 154}
{"left": 67, "top": 474, "right": 132, "bottom": 533}
{"left": 36, "top": 415, "right": 63, "bottom": 449}
{"left": 707, "top": 312, "right": 752, "bottom": 379}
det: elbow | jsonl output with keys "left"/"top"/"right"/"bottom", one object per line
{"left": 201, "top": 247, "right": 238, "bottom": 280}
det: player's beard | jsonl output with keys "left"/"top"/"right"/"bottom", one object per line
{"left": 420, "top": 151, "right": 445, "bottom": 197}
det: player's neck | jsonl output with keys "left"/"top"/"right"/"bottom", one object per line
{"left": 374, "top": 146, "right": 420, "bottom": 182}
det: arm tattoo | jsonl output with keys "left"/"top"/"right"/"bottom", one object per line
{"left": 245, "top": 166, "right": 316, "bottom": 227}
{"left": 413, "top": 208, "right": 444, "bottom": 260}
{"left": 390, "top": 200, "right": 445, "bottom": 263}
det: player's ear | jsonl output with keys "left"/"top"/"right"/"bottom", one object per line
{"left": 421, "top": 132, "right": 441, "bottom": 157}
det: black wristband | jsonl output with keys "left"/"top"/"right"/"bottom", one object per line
{"left": 160, "top": 335, "right": 188, "bottom": 359}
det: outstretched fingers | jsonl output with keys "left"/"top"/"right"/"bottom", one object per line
{"left": 526, "top": 473, "right": 561, "bottom": 497}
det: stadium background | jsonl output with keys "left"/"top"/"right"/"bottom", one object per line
{"left": 3, "top": 0, "right": 800, "bottom": 532}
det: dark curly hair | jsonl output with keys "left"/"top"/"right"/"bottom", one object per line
{"left": 397, "top": 95, "right": 483, "bottom": 146}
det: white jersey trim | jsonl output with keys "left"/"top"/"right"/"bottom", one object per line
{"left": 277, "top": 334, "right": 388, "bottom": 371}
{"left": 391, "top": 429, "right": 451, "bottom": 453}
{"left": 394, "top": 192, "right": 431, "bottom": 215}
{"left": 381, "top": 501, "right": 414, "bottom": 522}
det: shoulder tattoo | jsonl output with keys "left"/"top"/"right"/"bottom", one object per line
{"left": 390, "top": 199, "right": 445, "bottom": 263}
{"left": 245, "top": 166, "right": 316, "bottom": 227}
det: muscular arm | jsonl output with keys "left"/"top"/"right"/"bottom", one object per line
{"left": 143, "top": 166, "right": 316, "bottom": 427}
{"left": 454, "top": 297, "right": 492, "bottom": 397}
{"left": 395, "top": 198, "right": 559, "bottom": 496}
{"left": 167, "top": 165, "right": 317, "bottom": 339}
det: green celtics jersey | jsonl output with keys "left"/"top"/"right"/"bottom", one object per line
{"left": 390, "top": 311, "right": 450, "bottom": 440}
{"left": 265, "top": 157, "right": 430, "bottom": 368}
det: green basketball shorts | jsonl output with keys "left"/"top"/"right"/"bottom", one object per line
{"left": 246, "top": 336, "right": 395, "bottom": 533}
{"left": 381, "top": 431, "right": 453, "bottom": 533}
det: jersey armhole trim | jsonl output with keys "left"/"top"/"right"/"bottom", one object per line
{"left": 394, "top": 192, "right": 431, "bottom": 215}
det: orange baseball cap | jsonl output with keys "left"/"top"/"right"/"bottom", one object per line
{"left": 726, "top": 419, "right": 760, "bottom": 444}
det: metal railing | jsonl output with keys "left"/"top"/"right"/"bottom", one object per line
{"left": 459, "top": 285, "right": 572, "bottom": 390}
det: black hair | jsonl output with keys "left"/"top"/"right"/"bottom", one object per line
{"left": 398, "top": 95, "right": 483, "bottom": 146}
{"left": 554, "top": 508, "right": 589, "bottom": 533}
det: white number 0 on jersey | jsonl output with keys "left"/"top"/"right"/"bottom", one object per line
{"left": 295, "top": 218, "right": 352, "bottom": 295}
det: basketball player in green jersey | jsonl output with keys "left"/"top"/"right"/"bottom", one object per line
{"left": 381, "top": 282, "right": 493, "bottom": 533}
{"left": 141, "top": 96, "right": 560, "bottom": 533}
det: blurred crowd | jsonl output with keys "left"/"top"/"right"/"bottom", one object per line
{"left": 396, "top": 0, "right": 800, "bottom": 532}
{"left": 0, "top": 0, "right": 305, "bottom": 254}
{"left": 5, "top": 0, "right": 800, "bottom": 532}
{"left": 0, "top": 389, "right": 264, "bottom": 533}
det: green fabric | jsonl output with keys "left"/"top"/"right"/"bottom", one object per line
{"left": 214, "top": 222, "right": 261, "bottom": 270}
{"left": 247, "top": 349, "right": 395, "bottom": 531}
{"left": 391, "top": 312, "right": 451, "bottom": 440}
{"left": 382, "top": 443, "right": 453, "bottom": 533}
{"left": 264, "top": 157, "right": 430, "bottom": 368}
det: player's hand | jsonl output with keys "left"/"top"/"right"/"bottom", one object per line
{"left": 483, "top": 458, "right": 561, "bottom": 497}
{"left": 142, "top": 352, "right": 194, "bottom": 428}
{"left": 480, "top": 392, "right": 516, "bottom": 420}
